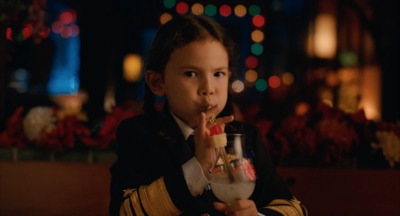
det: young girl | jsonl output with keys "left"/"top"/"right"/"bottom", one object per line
{"left": 109, "top": 14, "right": 307, "bottom": 216}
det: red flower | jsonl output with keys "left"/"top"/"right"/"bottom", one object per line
{"left": 0, "top": 106, "right": 29, "bottom": 148}
{"left": 83, "top": 100, "right": 143, "bottom": 149}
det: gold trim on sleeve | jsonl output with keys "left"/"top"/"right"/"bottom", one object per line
{"left": 264, "top": 198, "right": 307, "bottom": 216}
{"left": 139, "top": 177, "right": 182, "bottom": 216}
{"left": 130, "top": 190, "right": 146, "bottom": 216}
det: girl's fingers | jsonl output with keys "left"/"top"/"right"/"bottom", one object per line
{"left": 213, "top": 202, "right": 228, "bottom": 212}
{"left": 197, "top": 112, "right": 208, "bottom": 134}
{"left": 206, "top": 115, "right": 235, "bottom": 129}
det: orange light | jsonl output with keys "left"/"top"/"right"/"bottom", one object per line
{"left": 234, "top": 4, "right": 247, "bottom": 17}
{"left": 313, "top": 14, "right": 337, "bottom": 59}
{"left": 251, "top": 29, "right": 264, "bottom": 42}
{"left": 123, "top": 54, "right": 142, "bottom": 82}
{"left": 282, "top": 72, "right": 294, "bottom": 85}
{"left": 160, "top": 13, "right": 173, "bottom": 25}
{"left": 191, "top": 3, "right": 204, "bottom": 15}
{"left": 295, "top": 102, "right": 310, "bottom": 116}
{"left": 245, "top": 69, "right": 258, "bottom": 83}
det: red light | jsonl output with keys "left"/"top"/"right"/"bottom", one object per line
{"left": 176, "top": 2, "right": 189, "bottom": 15}
{"left": 268, "top": 75, "right": 281, "bottom": 88}
{"left": 22, "top": 24, "right": 33, "bottom": 40}
{"left": 252, "top": 15, "right": 265, "bottom": 27}
{"left": 38, "top": 26, "right": 51, "bottom": 38}
{"left": 61, "top": 26, "right": 73, "bottom": 38}
{"left": 71, "top": 24, "right": 80, "bottom": 37}
{"left": 245, "top": 56, "right": 258, "bottom": 69}
{"left": 59, "top": 10, "right": 76, "bottom": 25}
{"left": 219, "top": 4, "right": 231, "bottom": 17}
{"left": 6, "top": 27, "right": 13, "bottom": 41}
{"left": 52, "top": 21, "right": 63, "bottom": 34}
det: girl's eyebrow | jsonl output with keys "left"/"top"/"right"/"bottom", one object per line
{"left": 179, "top": 65, "right": 228, "bottom": 71}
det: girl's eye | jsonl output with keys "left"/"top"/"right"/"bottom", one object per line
{"left": 184, "top": 71, "right": 196, "bottom": 77}
{"left": 214, "top": 72, "right": 226, "bottom": 77}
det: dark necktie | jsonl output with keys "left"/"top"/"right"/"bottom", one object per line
{"left": 186, "top": 134, "right": 195, "bottom": 155}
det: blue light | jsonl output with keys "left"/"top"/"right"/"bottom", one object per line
{"left": 47, "top": 33, "right": 80, "bottom": 95}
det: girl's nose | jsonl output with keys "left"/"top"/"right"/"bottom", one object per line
{"left": 199, "top": 77, "right": 214, "bottom": 96}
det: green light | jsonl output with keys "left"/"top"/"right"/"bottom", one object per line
{"left": 339, "top": 51, "right": 358, "bottom": 66}
{"left": 251, "top": 43, "right": 263, "bottom": 56}
{"left": 163, "top": 0, "right": 176, "bottom": 9}
{"left": 249, "top": 4, "right": 261, "bottom": 16}
{"left": 255, "top": 79, "right": 268, "bottom": 91}
{"left": 205, "top": 4, "right": 217, "bottom": 16}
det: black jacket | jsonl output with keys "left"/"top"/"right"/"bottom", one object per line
{"left": 109, "top": 109, "right": 304, "bottom": 216}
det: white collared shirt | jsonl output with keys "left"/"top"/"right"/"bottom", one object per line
{"left": 170, "top": 112, "right": 210, "bottom": 197}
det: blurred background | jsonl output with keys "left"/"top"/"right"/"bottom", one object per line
{"left": 1, "top": 0, "right": 399, "bottom": 165}
{"left": 1, "top": 1, "right": 399, "bottom": 215}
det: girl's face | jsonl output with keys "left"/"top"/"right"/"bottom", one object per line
{"left": 162, "top": 39, "right": 230, "bottom": 128}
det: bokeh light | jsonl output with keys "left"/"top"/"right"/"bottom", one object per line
{"left": 205, "top": 4, "right": 217, "bottom": 16}
{"left": 51, "top": 9, "right": 79, "bottom": 38}
{"left": 234, "top": 4, "right": 247, "bottom": 17}
{"left": 339, "top": 51, "right": 358, "bottom": 66}
{"left": 232, "top": 80, "right": 245, "bottom": 93}
{"left": 255, "top": 79, "right": 268, "bottom": 91}
{"left": 248, "top": 4, "right": 261, "bottom": 16}
{"left": 251, "top": 29, "right": 264, "bottom": 42}
{"left": 123, "top": 54, "right": 142, "bottom": 82}
{"left": 313, "top": 14, "right": 337, "bottom": 59}
{"left": 176, "top": 2, "right": 189, "bottom": 15}
{"left": 163, "top": 0, "right": 176, "bottom": 8}
{"left": 22, "top": 24, "right": 33, "bottom": 40}
{"left": 52, "top": 21, "right": 63, "bottom": 34}
{"left": 160, "top": 13, "right": 173, "bottom": 24}
{"left": 245, "top": 69, "right": 258, "bottom": 83}
{"left": 282, "top": 72, "right": 294, "bottom": 85}
{"left": 219, "top": 4, "right": 232, "bottom": 17}
{"left": 252, "top": 15, "right": 265, "bottom": 27}
{"left": 251, "top": 43, "right": 263, "bottom": 55}
{"left": 245, "top": 56, "right": 258, "bottom": 68}
{"left": 38, "top": 26, "right": 51, "bottom": 38}
{"left": 6, "top": 27, "right": 12, "bottom": 40}
{"left": 191, "top": 3, "right": 204, "bottom": 15}
{"left": 295, "top": 102, "right": 311, "bottom": 116}
{"left": 268, "top": 75, "right": 281, "bottom": 88}
{"left": 325, "top": 71, "right": 339, "bottom": 87}
{"left": 59, "top": 10, "right": 76, "bottom": 25}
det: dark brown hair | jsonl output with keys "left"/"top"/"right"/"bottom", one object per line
{"left": 143, "top": 14, "right": 238, "bottom": 114}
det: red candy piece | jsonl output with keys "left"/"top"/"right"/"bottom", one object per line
{"left": 210, "top": 125, "right": 223, "bottom": 136}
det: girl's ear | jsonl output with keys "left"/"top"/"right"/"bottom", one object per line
{"left": 145, "top": 70, "right": 165, "bottom": 96}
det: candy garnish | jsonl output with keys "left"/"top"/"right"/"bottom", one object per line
{"left": 210, "top": 124, "right": 223, "bottom": 136}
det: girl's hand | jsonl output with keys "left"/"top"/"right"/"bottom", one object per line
{"left": 194, "top": 110, "right": 234, "bottom": 176}
{"left": 214, "top": 200, "right": 258, "bottom": 216}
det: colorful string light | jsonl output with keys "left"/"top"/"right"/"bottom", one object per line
{"left": 159, "top": 2, "right": 289, "bottom": 93}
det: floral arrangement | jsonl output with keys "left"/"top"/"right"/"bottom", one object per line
{"left": 247, "top": 102, "right": 400, "bottom": 168}
{"left": 1, "top": 99, "right": 399, "bottom": 168}
{"left": 372, "top": 122, "right": 400, "bottom": 168}
{"left": 0, "top": 100, "right": 143, "bottom": 153}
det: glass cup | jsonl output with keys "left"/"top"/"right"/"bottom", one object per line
{"left": 210, "top": 133, "right": 256, "bottom": 206}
